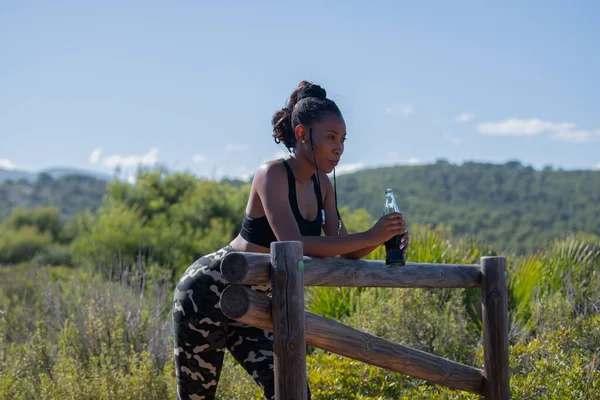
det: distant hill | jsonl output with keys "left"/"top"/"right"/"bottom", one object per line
{"left": 0, "top": 167, "right": 112, "bottom": 184}
{"left": 0, "top": 172, "right": 109, "bottom": 220}
{"left": 2, "top": 160, "right": 599, "bottom": 254}
{"left": 334, "top": 160, "right": 600, "bottom": 254}
{"left": 0, "top": 169, "right": 36, "bottom": 183}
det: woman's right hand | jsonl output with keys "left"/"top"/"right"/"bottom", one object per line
{"left": 367, "top": 212, "right": 406, "bottom": 246}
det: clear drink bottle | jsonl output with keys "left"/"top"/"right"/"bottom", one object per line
{"left": 382, "top": 188, "right": 406, "bottom": 266}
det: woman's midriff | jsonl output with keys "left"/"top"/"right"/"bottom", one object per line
{"left": 229, "top": 234, "right": 271, "bottom": 254}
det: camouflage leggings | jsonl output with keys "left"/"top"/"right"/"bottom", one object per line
{"left": 172, "top": 245, "right": 277, "bottom": 400}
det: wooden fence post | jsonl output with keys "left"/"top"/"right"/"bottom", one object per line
{"left": 270, "top": 241, "right": 307, "bottom": 400}
{"left": 481, "top": 256, "right": 510, "bottom": 399}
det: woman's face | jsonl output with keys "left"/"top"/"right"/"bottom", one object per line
{"left": 297, "top": 112, "right": 346, "bottom": 174}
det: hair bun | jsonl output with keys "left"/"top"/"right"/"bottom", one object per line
{"left": 296, "top": 84, "right": 327, "bottom": 102}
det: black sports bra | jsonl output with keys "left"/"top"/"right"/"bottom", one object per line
{"left": 239, "top": 158, "right": 323, "bottom": 247}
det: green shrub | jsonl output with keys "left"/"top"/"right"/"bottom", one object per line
{"left": 346, "top": 287, "right": 480, "bottom": 366}
{"left": 509, "top": 315, "right": 600, "bottom": 399}
{"left": 1, "top": 224, "right": 598, "bottom": 400}
{"left": 213, "top": 352, "right": 264, "bottom": 400}
{"left": 307, "top": 350, "right": 479, "bottom": 399}
{"left": 6, "top": 206, "right": 63, "bottom": 242}
{"left": 0, "top": 325, "right": 173, "bottom": 400}
{"left": 0, "top": 226, "right": 52, "bottom": 264}
{"left": 508, "top": 235, "right": 600, "bottom": 337}
{"left": 33, "top": 244, "right": 73, "bottom": 266}
{"left": 305, "top": 286, "right": 362, "bottom": 321}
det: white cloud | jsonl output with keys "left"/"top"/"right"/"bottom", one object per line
{"left": 198, "top": 166, "right": 224, "bottom": 181}
{"left": 594, "top": 162, "right": 600, "bottom": 171}
{"left": 476, "top": 119, "right": 576, "bottom": 136}
{"left": 231, "top": 166, "right": 254, "bottom": 181}
{"left": 476, "top": 118, "right": 597, "bottom": 143}
{"left": 261, "top": 150, "right": 290, "bottom": 165}
{"left": 0, "top": 158, "right": 15, "bottom": 170}
{"left": 400, "top": 157, "right": 424, "bottom": 166}
{"left": 89, "top": 148, "right": 102, "bottom": 164}
{"left": 211, "top": 165, "right": 254, "bottom": 181}
{"left": 103, "top": 148, "right": 159, "bottom": 168}
{"left": 197, "top": 165, "right": 254, "bottom": 181}
{"left": 192, "top": 154, "right": 206, "bottom": 164}
{"left": 273, "top": 150, "right": 288, "bottom": 159}
{"left": 455, "top": 113, "right": 474, "bottom": 123}
{"left": 385, "top": 103, "right": 414, "bottom": 116}
{"left": 225, "top": 144, "right": 249, "bottom": 152}
{"left": 550, "top": 130, "right": 592, "bottom": 144}
{"left": 384, "top": 152, "right": 425, "bottom": 166}
{"left": 443, "top": 133, "right": 462, "bottom": 146}
{"left": 332, "top": 162, "right": 365, "bottom": 175}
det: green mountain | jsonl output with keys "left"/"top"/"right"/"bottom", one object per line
{"left": 0, "top": 167, "right": 111, "bottom": 183}
{"left": 334, "top": 160, "right": 600, "bottom": 254}
{"left": 0, "top": 172, "right": 108, "bottom": 220}
{"left": 1, "top": 160, "right": 599, "bottom": 254}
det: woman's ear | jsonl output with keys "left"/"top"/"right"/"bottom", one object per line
{"left": 295, "top": 125, "right": 307, "bottom": 144}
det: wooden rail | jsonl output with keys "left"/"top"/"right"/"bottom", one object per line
{"left": 219, "top": 241, "right": 510, "bottom": 400}
{"left": 221, "top": 251, "right": 482, "bottom": 288}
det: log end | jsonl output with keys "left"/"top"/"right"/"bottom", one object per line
{"left": 220, "top": 285, "right": 250, "bottom": 319}
{"left": 220, "top": 252, "right": 249, "bottom": 283}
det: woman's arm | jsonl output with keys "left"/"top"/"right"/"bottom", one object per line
{"left": 254, "top": 162, "right": 401, "bottom": 259}
{"left": 336, "top": 225, "right": 379, "bottom": 259}
{"left": 319, "top": 171, "right": 379, "bottom": 259}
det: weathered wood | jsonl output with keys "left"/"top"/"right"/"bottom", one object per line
{"left": 220, "top": 285, "right": 270, "bottom": 320}
{"left": 220, "top": 285, "right": 486, "bottom": 396}
{"left": 220, "top": 252, "right": 270, "bottom": 284}
{"left": 220, "top": 253, "right": 482, "bottom": 288}
{"left": 270, "top": 241, "right": 307, "bottom": 400}
{"left": 481, "top": 256, "right": 510, "bottom": 400}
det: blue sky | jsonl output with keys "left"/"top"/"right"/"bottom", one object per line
{"left": 1, "top": 0, "right": 599, "bottom": 182}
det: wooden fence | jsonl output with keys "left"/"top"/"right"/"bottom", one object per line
{"left": 219, "top": 241, "right": 509, "bottom": 399}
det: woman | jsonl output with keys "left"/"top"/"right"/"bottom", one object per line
{"left": 172, "top": 81, "right": 408, "bottom": 400}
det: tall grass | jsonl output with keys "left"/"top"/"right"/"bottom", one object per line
{"left": 0, "top": 263, "right": 174, "bottom": 399}
{"left": 0, "top": 227, "right": 598, "bottom": 399}
{"left": 508, "top": 235, "right": 600, "bottom": 339}
{"left": 305, "top": 225, "right": 489, "bottom": 334}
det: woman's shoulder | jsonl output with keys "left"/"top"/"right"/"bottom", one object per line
{"left": 253, "top": 159, "right": 287, "bottom": 187}
{"left": 257, "top": 159, "right": 286, "bottom": 175}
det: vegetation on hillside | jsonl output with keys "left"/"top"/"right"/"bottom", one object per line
{"left": 3, "top": 160, "right": 599, "bottom": 255}
{"left": 336, "top": 160, "right": 600, "bottom": 254}
{"left": 0, "top": 166, "right": 598, "bottom": 399}
{"left": 0, "top": 173, "right": 107, "bottom": 220}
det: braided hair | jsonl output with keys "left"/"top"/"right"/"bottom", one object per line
{"left": 271, "top": 81, "right": 342, "bottom": 152}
